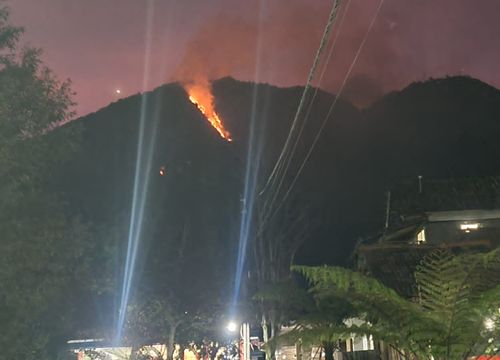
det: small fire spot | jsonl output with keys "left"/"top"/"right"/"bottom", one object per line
{"left": 159, "top": 166, "right": 166, "bottom": 176}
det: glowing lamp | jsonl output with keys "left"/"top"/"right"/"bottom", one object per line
{"left": 460, "top": 223, "right": 479, "bottom": 231}
{"left": 226, "top": 321, "right": 238, "bottom": 332}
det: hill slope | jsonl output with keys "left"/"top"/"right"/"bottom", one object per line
{"left": 59, "top": 75, "right": 500, "bottom": 269}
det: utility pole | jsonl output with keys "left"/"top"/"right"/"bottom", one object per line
{"left": 240, "top": 323, "right": 250, "bottom": 360}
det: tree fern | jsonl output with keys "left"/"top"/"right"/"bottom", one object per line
{"left": 293, "top": 248, "right": 500, "bottom": 360}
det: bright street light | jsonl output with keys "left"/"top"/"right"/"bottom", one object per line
{"left": 226, "top": 321, "right": 238, "bottom": 332}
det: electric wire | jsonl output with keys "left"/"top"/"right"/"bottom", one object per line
{"left": 262, "top": 0, "right": 385, "bottom": 230}
{"left": 259, "top": 0, "right": 342, "bottom": 198}
{"left": 260, "top": 0, "right": 353, "bottom": 223}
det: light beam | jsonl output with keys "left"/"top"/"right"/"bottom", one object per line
{"left": 231, "top": 0, "right": 265, "bottom": 311}
{"left": 115, "top": 0, "right": 157, "bottom": 343}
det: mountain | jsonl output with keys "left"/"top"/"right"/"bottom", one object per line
{"left": 347, "top": 75, "right": 500, "bottom": 235}
{"left": 58, "top": 75, "right": 500, "bottom": 271}
{"left": 361, "top": 76, "right": 500, "bottom": 179}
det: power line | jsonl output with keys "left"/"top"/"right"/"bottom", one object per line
{"left": 260, "top": 0, "right": 353, "bottom": 222}
{"left": 263, "top": 0, "right": 385, "bottom": 227}
{"left": 259, "top": 0, "right": 342, "bottom": 226}
{"left": 259, "top": 0, "right": 342, "bottom": 199}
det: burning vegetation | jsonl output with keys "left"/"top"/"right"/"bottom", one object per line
{"left": 185, "top": 81, "right": 232, "bottom": 142}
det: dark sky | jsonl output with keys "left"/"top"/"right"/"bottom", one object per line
{"left": 8, "top": 0, "right": 500, "bottom": 116}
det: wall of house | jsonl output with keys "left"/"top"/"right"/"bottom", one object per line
{"left": 424, "top": 218, "right": 500, "bottom": 245}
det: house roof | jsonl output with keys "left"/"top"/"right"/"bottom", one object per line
{"left": 426, "top": 209, "right": 500, "bottom": 222}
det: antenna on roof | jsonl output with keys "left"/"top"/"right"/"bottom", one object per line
{"left": 418, "top": 175, "right": 423, "bottom": 194}
{"left": 384, "top": 190, "right": 391, "bottom": 230}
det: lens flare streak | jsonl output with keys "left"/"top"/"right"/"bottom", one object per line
{"left": 115, "top": 0, "right": 157, "bottom": 344}
{"left": 231, "top": 0, "right": 265, "bottom": 310}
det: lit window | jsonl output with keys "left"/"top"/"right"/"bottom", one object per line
{"left": 460, "top": 223, "right": 479, "bottom": 232}
{"left": 417, "top": 229, "right": 426, "bottom": 244}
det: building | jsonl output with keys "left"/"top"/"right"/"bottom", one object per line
{"left": 271, "top": 177, "right": 500, "bottom": 360}
{"left": 357, "top": 175, "right": 500, "bottom": 298}
{"left": 352, "top": 176, "right": 500, "bottom": 359}
{"left": 61, "top": 339, "right": 167, "bottom": 360}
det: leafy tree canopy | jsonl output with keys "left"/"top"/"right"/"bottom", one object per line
{"left": 0, "top": 4, "right": 109, "bottom": 359}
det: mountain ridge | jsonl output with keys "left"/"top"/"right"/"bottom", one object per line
{"left": 61, "top": 75, "right": 500, "bottom": 266}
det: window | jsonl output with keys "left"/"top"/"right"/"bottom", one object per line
{"left": 417, "top": 229, "right": 426, "bottom": 244}
{"left": 460, "top": 223, "right": 479, "bottom": 232}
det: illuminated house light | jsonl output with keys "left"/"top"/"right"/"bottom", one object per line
{"left": 67, "top": 339, "right": 104, "bottom": 344}
{"left": 416, "top": 229, "right": 426, "bottom": 244}
{"left": 460, "top": 223, "right": 479, "bottom": 231}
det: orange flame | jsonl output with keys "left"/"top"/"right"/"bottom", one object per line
{"left": 185, "top": 81, "right": 232, "bottom": 142}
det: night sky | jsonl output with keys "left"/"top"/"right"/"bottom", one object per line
{"left": 8, "top": 0, "right": 500, "bottom": 116}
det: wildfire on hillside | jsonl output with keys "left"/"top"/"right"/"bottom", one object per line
{"left": 185, "top": 81, "right": 232, "bottom": 142}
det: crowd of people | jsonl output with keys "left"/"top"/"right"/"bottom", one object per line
{"left": 177, "top": 340, "right": 240, "bottom": 360}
